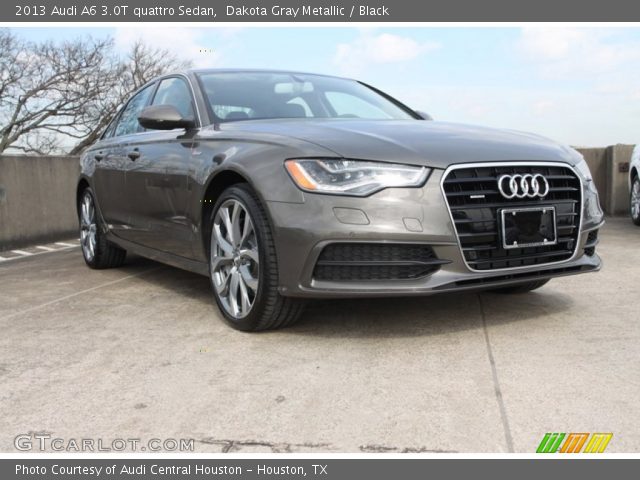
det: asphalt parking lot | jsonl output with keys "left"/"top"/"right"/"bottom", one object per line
{"left": 1, "top": 217, "right": 638, "bottom": 453}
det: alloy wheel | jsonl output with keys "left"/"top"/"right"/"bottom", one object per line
{"left": 80, "top": 192, "right": 97, "bottom": 261}
{"left": 210, "top": 199, "right": 260, "bottom": 319}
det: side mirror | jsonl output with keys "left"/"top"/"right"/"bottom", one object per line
{"left": 138, "top": 105, "right": 195, "bottom": 130}
{"left": 415, "top": 110, "right": 433, "bottom": 121}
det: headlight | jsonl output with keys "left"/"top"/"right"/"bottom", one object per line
{"left": 285, "top": 159, "right": 430, "bottom": 196}
{"left": 574, "top": 158, "right": 604, "bottom": 226}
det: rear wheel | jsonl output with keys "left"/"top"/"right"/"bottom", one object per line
{"left": 79, "top": 187, "right": 126, "bottom": 269}
{"left": 208, "top": 184, "right": 305, "bottom": 331}
{"left": 490, "top": 279, "right": 550, "bottom": 294}
{"left": 630, "top": 176, "right": 640, "bottom": 226}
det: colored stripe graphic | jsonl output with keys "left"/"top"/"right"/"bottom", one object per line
{"left": 537, "top": 433, "right": 566, "bottom": 453}
{"left": 537, "top": 433, "right": 613, "bottom": 453}
{"left": 583, "top": 433, "right": 613, "bottom": 453}
{"left": 560, "top": 433, "right": 589, "bottom": 453}
{"left": 536, "top": 433, "right": 551, "bottom": 453}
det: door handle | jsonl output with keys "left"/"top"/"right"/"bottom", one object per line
{"left": 94, "top": 153, "right": 104, "bottom": 161}
{"left": 127, "top": 148, "right": 140, "bottom": 161}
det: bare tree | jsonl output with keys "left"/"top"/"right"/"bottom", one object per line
{"left": 0, "top": 30, "right": 192, "bottom": 156}
{"left": 68, "top": 40, "right": 192, "bottom": 155}
{"left": 0, "top": 29, "right": 116, "bottom": 155}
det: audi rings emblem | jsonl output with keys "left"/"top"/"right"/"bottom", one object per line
{"left": 497, "top": 174, "right": 550, "bottom": 199}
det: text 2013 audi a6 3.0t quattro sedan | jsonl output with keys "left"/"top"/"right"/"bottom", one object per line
{"left": 77, "top": 69, "right": 604, "bottom": 331}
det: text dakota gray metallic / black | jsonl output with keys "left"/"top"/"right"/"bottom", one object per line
{"left": 227, "top": 6, "right": 344, "bottom": 18}
{"left": 77, "top": 69, "right": 604, "bottom": 331}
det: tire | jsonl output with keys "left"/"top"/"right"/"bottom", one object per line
{"left": 490, "top": 279, "right": 550, "bottom": 294}
{"left": 630, "top": 176, "right": 640, "bottom": 226}
{"left": 208, "top": 184, "right": 305, "bottom": 331}
{"left": 79, "top": 187, "right": 126, "bottom": 269}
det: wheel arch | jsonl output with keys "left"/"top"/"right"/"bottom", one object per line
{"left": 200, "top": 169, "right": 273, "bottom": 258}
{"left": 76, "top": 177, "right": 91, "bottom": 217}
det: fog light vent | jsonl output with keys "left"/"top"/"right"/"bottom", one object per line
{"left": 584, "top": 230, "right": 599, "bottom": 257}
{"left": 313, "top": 243, "right": 447, "bottom": 281}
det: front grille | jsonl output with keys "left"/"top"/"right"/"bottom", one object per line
{"left": 443, "top": 164, "right": 582, "bottom": 270}
{"left": 313, "top": 243, "right": 446, "bottom": 281}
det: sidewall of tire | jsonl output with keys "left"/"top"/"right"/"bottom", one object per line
{"left": 79, "top": 187, "right": 100, "bottom": 268}
{"left": 208, "top": 185, "right": 277, "bottom": 331}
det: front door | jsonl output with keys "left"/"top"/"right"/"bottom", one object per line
{"left": 119, "top": 76, "right": 199, "bottom": 258}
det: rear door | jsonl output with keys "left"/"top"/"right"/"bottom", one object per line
{"left": 89, "top": 83, "right": 154, "bottom": 235}
{"left": 97, "top": 83, "right": 157, "bottom": 242}
{"left": 89, "top": 132, "right": 122, "bottom": 229}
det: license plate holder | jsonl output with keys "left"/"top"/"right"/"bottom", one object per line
{"left": 500, "top": 207, "right": 557, "bottom": 250}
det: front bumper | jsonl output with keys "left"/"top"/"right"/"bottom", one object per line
{"left": 267, "top": 168, "right": 603, "bottom": 298}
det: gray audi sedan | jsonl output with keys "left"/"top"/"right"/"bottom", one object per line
{"left": 77, "top": 69, "right": 604, "bottom": 331}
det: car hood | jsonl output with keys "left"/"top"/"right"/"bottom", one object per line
{"left": 220, "top": 119, "right": 581, "bottom": 168}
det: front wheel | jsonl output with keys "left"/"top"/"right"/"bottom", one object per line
{"left": 630, "top": 176, "right": 640, "bottom": 226}
{"left": 208, "top": 184, "right": 305, "bottom": 331}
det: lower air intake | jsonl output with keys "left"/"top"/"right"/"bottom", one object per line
{"left": 313, "top": 243, "right": 445, "bottom": 281}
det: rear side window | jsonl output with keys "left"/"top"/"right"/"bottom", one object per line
{"left": 114, "top": 84, "right": 155, "bottom": 137}
{"left": 151, "top": 77, "right": 195, "bottom": 120}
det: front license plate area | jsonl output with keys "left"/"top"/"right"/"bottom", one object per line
{"left": 500, "top": 207, "right": 557, "bottom": 250}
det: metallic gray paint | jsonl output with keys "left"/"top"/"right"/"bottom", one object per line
{"left": 214, "top": 119, "right": 584, "bottom": 168}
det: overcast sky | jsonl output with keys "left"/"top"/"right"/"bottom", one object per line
{"left": 11, "top": 26, "right": 640, "bottom": 147}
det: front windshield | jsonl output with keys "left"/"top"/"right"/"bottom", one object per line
{"left": 196, "top": 72, "right": 416, "bottom": 122}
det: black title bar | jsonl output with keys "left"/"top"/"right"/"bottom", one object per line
{"left": 3, "top": 459, "right": 640, "bottom": 480}
{"left": 4, "top": 0, "right": 640, "bottom": 22}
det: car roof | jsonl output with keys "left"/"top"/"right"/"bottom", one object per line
{"left": 184, "top": 68, "right": 355, "bottom": 82}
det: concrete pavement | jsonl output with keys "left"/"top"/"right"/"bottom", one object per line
{"left": 1, "top": 217, "right": 638, "bottom": 453}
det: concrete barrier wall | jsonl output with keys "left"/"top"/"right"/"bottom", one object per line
{"left": 0, "top": 155, "right": 80, "bottom": 249}
{"left": 608, "top": 144, "right": 635, "bottom": 215}
{"left": 576, "top": 144, "right": 635, "bottom": 216}
{"left": 0, "top": 146, "right": 636, "bottom": 249}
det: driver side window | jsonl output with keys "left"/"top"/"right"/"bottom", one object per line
{"left": 151, "top": 77, "right": 195, "bottom": 120}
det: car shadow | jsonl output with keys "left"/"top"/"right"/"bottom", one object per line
{"left": 119, "top": 254, "right": 213, "bottom": 302}
{"left": 120, "top": 255, "right": 575, "bottom": 339}
{"left": 286, "top": 290, "right": 574, "bottom": 339}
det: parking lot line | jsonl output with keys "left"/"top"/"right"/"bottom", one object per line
{"left": 0, "top": 240, "right": 80, "bottom": 264}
